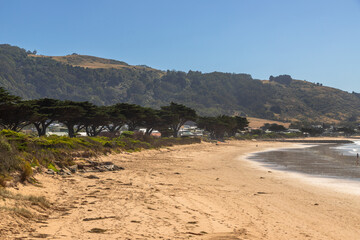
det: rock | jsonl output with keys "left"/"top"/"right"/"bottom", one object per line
{"left": 104, "top": 165, "right": 114, "bottom": 171}
{"left": 89, "top": 228, "right": 106, "bottom": 233}
{"left": 113, "top": 165, "right": 124, "bottom": 171}
{"left": 59, "top": 168, "right": 72, "bottom": 175}
{"left": 46, "top": 169, "right": 55, "bottom": 175}
{"left": 94, "top": 166, "right": 105, "bottom": 172}
{"left": 83, "top": 216, "right": 116, "bottom": 221}
{"left": 77, "top": 164, "right": 85, "bottom": 169}
{"left": 103, "top": 161, "right": 114, "bottom": 165}
{"left": 256, "top": 192, "right": 267, "bottom": 195}
{"left": 86, "top": 160, "right": 99, "bottom": 166}
{"left": 68, "top": 165, "right": 78, "bottom": 173}
{"left": 85, "top": 175, "right": 99, "bottom": 179}
{"left": 70, "top": 161, "right": 124, "bottom": 173}
{"left": 187, "top": 221, "right": 198, "bottom": 224}
{"left": 62, "top": 167, "right": 70, "bottom": 171}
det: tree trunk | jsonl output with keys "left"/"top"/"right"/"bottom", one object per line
{"left": 145, "top": 128, "right": 153, "bottom": 136}
{"left": 172, "top": 124, "right": 180, "bottom": 138}
{"left": 34, "top": 121, "right": 53, "bottom": 137}
{"left": 172, "top": 128, "right": 178, "bottom": 138}
{"left": 128, "top": 122, "right": 136, "bottom": 131}
{"left": 33, "top": 123, "right": 42, "bottom": 137}
{"left": 86, "top": 126, "right": 104, "bottom": 137}
{"left": 66, "top": 124, "right": 76, "bottom": 138}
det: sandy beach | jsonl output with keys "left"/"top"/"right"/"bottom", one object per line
{"left": 2, "top": 140, "right": 360, "bottom": 239}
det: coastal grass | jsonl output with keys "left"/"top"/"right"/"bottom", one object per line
{"left": 0, "top": 188, "right": 49, "bottom": 219}
{"left": 0, "top": 129, "right": 201, "bottom": 185}
{"left": 0, "top": 188, "right": 50, "bottom": 208}
{"left": 0, "top": 206, "right": 33, "bottom": 218}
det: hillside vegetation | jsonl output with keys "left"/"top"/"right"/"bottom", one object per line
{"left": 30, "top": 54, "right": 160, "bottom": 71}
{"left": 1, "top": 44, "right": 360, "bottom": 123}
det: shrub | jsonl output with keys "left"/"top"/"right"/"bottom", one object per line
{"left": 47, "top": 163, "right": 58, "bottom": 172}
{"left": 0, "top": 175, "right": 6, "bottom": 188}
{"left": 0, "top": 129, "right": 28, "bottom": 151}
{"left": 120, "top": 131, "right": 134, "bottom": 138}
{"left": 20, "top": 162, "right": 33, "bottom": 182}
{"left": 0, "top": 136, "right": 19, "bottom": 175}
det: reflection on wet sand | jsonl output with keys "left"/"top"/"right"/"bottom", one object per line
{"left": 249, "top": 144, "right": 360, "bottom": 179}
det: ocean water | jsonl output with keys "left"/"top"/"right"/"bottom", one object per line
{"left": 248, "top": 141, "right": 360, "bottom": 180}
{"left": 331, "top": 140, "right": 360, "bottom": 157}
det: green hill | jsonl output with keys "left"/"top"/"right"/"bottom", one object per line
{"left": 30, "top": 53, "right": 161, "bottom": 71}
{"left": 1, "top": 44, "right": 359, "bottom": 123}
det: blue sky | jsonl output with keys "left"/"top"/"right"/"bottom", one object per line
{"left": 1, "top": 0, "right": 360, "bottom": 92}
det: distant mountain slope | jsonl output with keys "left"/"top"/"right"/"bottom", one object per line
{"left": 1, "top": 44, "right": 359, "bottom": 123}
{"left": 247, "top": 117, "right": 291, "bottom": 129}
{"left": 30, "top": 54, "right": 161, "bottom": 71}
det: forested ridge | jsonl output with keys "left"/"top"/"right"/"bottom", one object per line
{"left": 1, "top": 44, "right": 360, "bottom": 123}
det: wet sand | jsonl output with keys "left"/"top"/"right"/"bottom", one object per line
{"left": 249, "top": 143, "right": 360, "bottom": 179}
{"left": 3, "top": 140, "right": 360, "bottom": 239}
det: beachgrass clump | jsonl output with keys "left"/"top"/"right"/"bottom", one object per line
{"left": 0, "top": 188, "right": 50, "bottom": 220}
{"left": 0, "top": 134, "right": 21, "bottom": 185}
{"left": 20, "top": 161, "right": 33, "bottom": 182}
{"left": 0, "top": 188, "right": 50, "bottom": 208}
{"left": 0, "top": 206, "right": 33, "bottom": 218}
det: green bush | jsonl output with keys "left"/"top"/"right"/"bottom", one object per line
{"left": 47, "top": 163, "right": 58, "bottom": 172}
{"left": 120, "top": 131, "right": 134, "bottom": 138}
{"left": 0, "top": 130, "right": 28, "bottom": 151}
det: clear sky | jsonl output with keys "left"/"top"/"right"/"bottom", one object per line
{"left": 1, "top": 0, "right": 360, "bottom": 92}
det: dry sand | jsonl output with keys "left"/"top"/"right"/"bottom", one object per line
{"left": 3, "top": 140, "right": 360, "bottom": 239}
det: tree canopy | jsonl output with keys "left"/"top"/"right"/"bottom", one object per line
{"left": 3, "top": 88, "right": 250, "bottom": 139}
{"left": 198, "top": 115, "right": 248, "bottom": 139}
{"left": 25, "top": 98, "right": 61, "bottom": 136}
{"left": 160, "top": 102, "right": 197, "bottom": 137}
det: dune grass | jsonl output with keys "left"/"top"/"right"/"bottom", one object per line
{"left": 0, "top": 188, "right": 50, "bottom": 208}
{"left": 0, "top": 129, "right": 201, "bottom": 185}
{"left": 0, "top": 206, "right": 33, "bottom": 218}
{"left": 0, "top": 187, "right": 50, "bottom": 219}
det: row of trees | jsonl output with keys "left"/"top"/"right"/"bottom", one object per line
{"left": 0, "top": 87, "right": 249, "bottom": 139}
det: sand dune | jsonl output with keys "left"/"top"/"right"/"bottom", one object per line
{"left": 3, "top": 140, "right": 360, "bottom": 239}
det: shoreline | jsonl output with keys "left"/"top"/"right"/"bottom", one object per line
{"left": 242, "top": 143, "right": 360, "bottom": 196}
{"left": 262, "top": 139, "right": 354, "bottom": 144}
{"left": 2, "top": 140, "right": 360, "bottom": 239}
